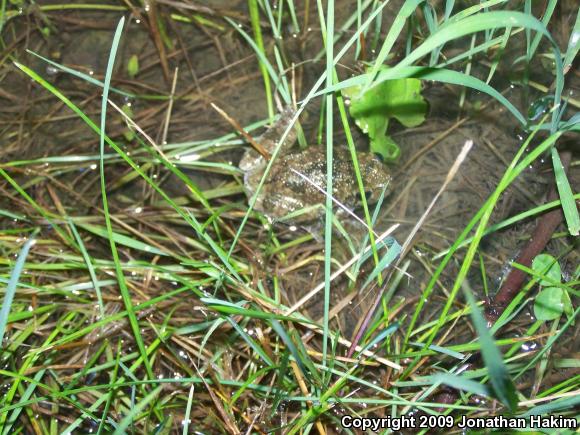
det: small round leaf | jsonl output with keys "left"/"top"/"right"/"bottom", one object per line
{"left": 531, "top": 254, "right": 561, "bottom": 286}
{"left": 534, "top": 287, "right": 564, "bottom": 321}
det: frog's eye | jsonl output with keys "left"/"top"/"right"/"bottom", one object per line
{"left": 364, "top": 190, "right": 376, "bottom": 202}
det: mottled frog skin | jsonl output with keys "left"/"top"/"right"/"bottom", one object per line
{"left": 240, "top": 107, "right": 391, "bottom": 224}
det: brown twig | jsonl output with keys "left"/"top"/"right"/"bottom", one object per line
{"left": 486, "top": 150, "right": 572, "bottom": 321}
{"left": 145, "top": 0, "right": 171, "bottom": 85}
{"left": 210, "top": 103, "right": 271, "bottom": 160}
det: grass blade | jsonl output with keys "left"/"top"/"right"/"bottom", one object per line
{"left": 76, "top": 223, "right": 168, "bottom": 256}
{"left": 551, "top": 148, "right": 579, "bottom": 235}
{"left": 563, "top": 8, "right": 580, "bottom": 73}
{"left": 365, "top": 0, "right": 424, "bottom": 90}
{"left": 463, "top": 285, "right": 517, "bottom": 411}
{"left": 248, "top": 0, "right": 273, "bottom": 118}
{"left": 429, "top": 373, "right": 489, "bottom": 397}
{"left": 0, "top": 230, "right": 38, "bottom": 347}
{"left": 26, "top": 50, "right": 136, "bottom": 98}
{"left": 522, "top": 394, "right": 580, "bottom": 417}
{"left": 98, "top": 16, "right": 154, "bottom": 379}
{"left": 68, "top": 220, "right": 105, "bottom": 319}
{"left": 322, "top": 0, "right": 335, "bottom": 370}
{"left": 112, "top": 386, "right": 163, "bottom": 435}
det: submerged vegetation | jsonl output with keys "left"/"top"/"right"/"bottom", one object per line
{"left": 0, "top": 0, "right": 578, "bottom": 433}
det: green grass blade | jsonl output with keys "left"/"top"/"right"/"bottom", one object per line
{"left": 522, "top": 395, "right": 580, "bottom": 417}
{"left": 551, "top": 148, "right": 579, "bottom": 235}
{"left": 227, "top": 317, "right": 274, "bottom": 366}
{"left": 98, "top": 16, "right": 153, "bottom": 379}
{"left": 76, "top": 223, "right": 168, "bottom": 256}
{"left": 322, "top": 0, "right": 335, "bottom": 371}
{"left": 429, "top": 373, "right": 489, "bottom": 397}
{"left": 26, "top": 50, "right": 136, "bottom": 98}
{"left": 68, "top": 220, "right": 105, "bottom": 319}
{"left": 360, "top": 240, "right": 401, "bottom": 290}
{"left": 563, "top": 8, "right": 580, "bottom": 73}
{"left": 97, "top": 340, "right": 123, "bottom": 434}
{"left": 447, "top": 0, "right": 507, "bottom": 23}
{"left": 408, "top": 342, "right": 465, "bottom": 360}
{"left": 365, "top": 0, "right": 424, "bottom": 90}
{"left": 528, "top": 0, "right": 558, "bottom": 62}
{"left": 486, "top": 27, "right": 511, "bottom": 84}
{"left": 463, "top": 285, "right": 517, "bottom": 411}
{"left": 358, "top": 323, "right": 399, "bottom": 355}
{"left": 112, "top": 386, "right": 162, "bottom": 435}
{"left": 269, "top": 319, "right": 307, "bottom": 379}
{"left": 0, "top": 0, "right": 6, "bottom": 34}
{"left": 0, "top": 230, "right": 38, "bottom": 346}
{"left": 182, "top": 384, "right": 195, "bottom": 435}
{"left": 248, "top": 0, "right": 273, "bottom": 118}
{"left": 202, "top": 298, "right": 314, "bottom": 324}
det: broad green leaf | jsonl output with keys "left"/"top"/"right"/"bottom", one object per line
{"left": 373, "top": 135, "right": 400, "bottom": 160}
{"left": 531, "top": 253, "right": 561, "bottom": 286}
{"left": 534, "top": 287, "right": 564, "bottom": 321}
{"left": 386, "top": 78, "right": 428, "bottom": 127}
{"left": 127, "top": 54, "right": 139, "bottom": 78}
{"left": 343, "top": 69, "right": 427, "bottom": 161}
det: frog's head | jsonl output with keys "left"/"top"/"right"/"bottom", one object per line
{"left": 359, "top": 155, "right": 391, "bottom": 203}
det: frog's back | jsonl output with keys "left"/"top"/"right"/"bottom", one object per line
{"left": 260, "top": 147, "right": 390, "bottom": 220}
